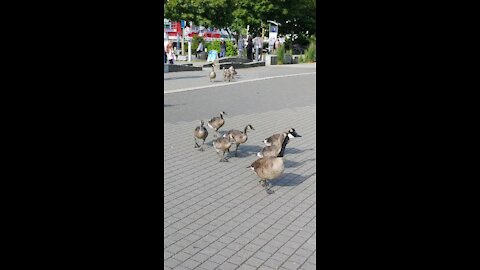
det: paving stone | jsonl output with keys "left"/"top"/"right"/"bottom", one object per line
{"left": 217, "top": 261, "right": 239, "bottom": 270}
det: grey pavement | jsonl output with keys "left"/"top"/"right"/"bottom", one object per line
{"left": 164, "top": 64, "right": 316, "bottom": 270}
{"left": 164, "top": 64, "right": 316, "bottom": 93}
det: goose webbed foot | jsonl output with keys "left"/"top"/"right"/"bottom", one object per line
{"left": 220, "top": 158, "right": 229, "bottom": 162}
{"left": 265, "top": 188, "right": 275, "bottom": 194}
{"left": 198, "top": 147, "right": 205, "bottom": 151}
{"left": 260, "top": 180, "right": 266, "bottom": 187}
{"left": 194, "top": 143, "right": 200, "bottom": 148}
{"left": 264, "top": 180, "right": 274, "bottom": 194}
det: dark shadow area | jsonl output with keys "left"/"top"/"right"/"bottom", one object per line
{"left": 272, "top": 172, "right": 316, "bottom": 187}
{"left": 284, "top": 158, "right": 316, "bottom": 168}
{"left": 236, "top": 144, "right": 263, "bottom": 155}
{"left": 164, "top": 75, "right": 207, "bottom": 80}
{"left": 164, "top": 103, "right": 187, "bottom": 108}
{"left": 285, "top": 147, "right": 315, "bottom": 155}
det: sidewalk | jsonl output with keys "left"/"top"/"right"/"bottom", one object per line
{"left": 164, "top": 105, "right": 316, "bottom": 270}
{"left": 164, "top": 64, "right": 316, "bottom": 93}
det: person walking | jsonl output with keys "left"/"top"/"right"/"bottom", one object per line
{"left": 220, "top": 40, "right": 226, "bottom": 58}
{"left": 254, "top": 35, "right": 262, "bottom": 61}
{"left": 275, "top": 37, "right": 280, "bottom": 53}
{"left": 166, "top": 41, "right": 175, "bottom": 64}
{"left": 164, "top": 40, "right": 169, "bottom": 63}
{"left": 238, "top": 36, "right": 244, "bottom": 58}
{"left": 196, "top": 41, "right": 204, "bottom": 58}
{"left": 246, "top": 36, "right": 253, "bottom": 61}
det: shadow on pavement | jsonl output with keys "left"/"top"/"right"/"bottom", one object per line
{"left": 285, "top": 147, "right": 315, "bottom": 155}
{"left": 284, "top": 158, "right": 316, "bottom": 168}
{"left": 236, "top": 144, "right": 263, "bottom": 155}
{"left": 164, "top": 75, "right": 207, "bottom": 80}
{"left": 272, "top": 172, "right": 316, "bottom": 187}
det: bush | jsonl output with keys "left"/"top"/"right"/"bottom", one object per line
{"left": 226, "top": 41, "right": 236, "bottom": 56}
{"left": 304, "top": 40, "right": 316, "bottom": 62}
{"left": 206, "top": 40, "right": 221, "bottom": 53}
{"left": 276, "top": 44, "right": 285, "bottom": 64}
{"left": 206, "top": 40, "right": 236, "bottom": 57}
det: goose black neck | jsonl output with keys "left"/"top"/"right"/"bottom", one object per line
{"left": 277, "top": 135, "right": 290, "bottom": 157}
{"left": 244, "top": 125, "right": 249, "bottom": 134}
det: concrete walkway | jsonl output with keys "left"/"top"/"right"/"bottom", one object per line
{"left": 164, "top": 105, "right": 316, "bottom": 270}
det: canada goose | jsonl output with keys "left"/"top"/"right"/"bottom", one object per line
{"left": 223, "top": 67, "right": 231, "bottom": 82}
{"left": 263, "top": 128, "right": 302, "bottom": 148}
{"left": 208, "top": 111, "right": 227, "bottom": 137}
{"left": 229, "top": 66, "right": 237, "bottom": 77}
{"left": 223, "top": 124, "right": 255, "bottom": 156}
{"left": 194, "top": 120, "right": 208, "bottom": 151}
{"left": 248, "top": 133, "right": 290, "bottom": 193}
{"left": 209, "top": 63, "right": 216, "bottom": 82}
{"left": 258, "top": 136, "right": 284, "bottom": 158}
{"left": 213, "top": 133, "right": 235, "bottom": 162}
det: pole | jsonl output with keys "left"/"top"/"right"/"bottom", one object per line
{"left": 181, "top": 29, "right": 185, "bottom": 55}
{"left": 188, "top": 40, "right": 192, "bottom": 62}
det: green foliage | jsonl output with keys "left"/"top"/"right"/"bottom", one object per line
{"left": 304, "top": 40, "right": 316, "bottom": 63}
{"left": 284, "top": 38, "right": 292, "bottom": 51}
{"left": 165, "top": 0, "right": 234, "bottom": 31}
{"left": 206, "top": 40, "right": 221, "bottom": 53}
{"left": 299, "top": 55, "right": 305, "bottom": 63}
{"left": 205, "top": 40, "right": 236, "bottom": 57}
{"left": 192, "top": 35, "right": 205, "bottom": 52}
{"left": 226, "top": 41, "right": 236, "bottom": 56}
{"left": 164, "top": 0, "right": 315, "bottom": 42}
{"left": 276, "top": 44, "right": 285, "bottom": 65}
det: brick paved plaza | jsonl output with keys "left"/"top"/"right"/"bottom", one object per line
{"left": 164, "top": 104, "right": 316, "bottom": 270}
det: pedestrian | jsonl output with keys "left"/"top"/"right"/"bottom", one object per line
{"left": 196, "top": 41, "right": 204, "bottom": 58}
{"left": 246, "top": 36, "right": 253, "bottom": 61}
{"left": 275, "top": 37, "right": 280, "bottom": 53}
{"left": 254, "top": 35, "right": 262, "bottom": 61}
{"left": 166, "top": 41, "right": 175, "bottom": 64}
{"left": 238, "top": 36, "right": 244, "bottom": 58}
{"left": 164, "top": 40, "right": 169, "bottom": 63}
{"left": 220, "top": 40, "right": 226, "bottom": 58}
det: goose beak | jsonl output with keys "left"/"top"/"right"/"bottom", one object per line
{"left": 292, "top": 131, "right": 302, "bottom": 137}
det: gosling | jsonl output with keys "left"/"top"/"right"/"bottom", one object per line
{"left": 223, "top": 67, "right": 231, "bottom": 82}
{"left": 213, "top": 133, "right": 235, "bottom": 162}
{"left": 223, "top": 124, "right": 255, "bottom": 157}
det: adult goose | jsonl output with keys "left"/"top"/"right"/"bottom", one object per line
{"left": 209, "top": 63, "right": 216, "bottom": 82}
{"left": 258, "top": 129, "right": 301, "bottom": 158}
{"left": 248, "top": 134, "right": 290, "bottom": 194}
{"left": 194, "top": 120, "right": 208, "bottom": 151}
{"left": 208, "top": 111, "right": 227, "bottom": 137}
{"left": 263, "top": 128, "right": 302, "bottom": 148}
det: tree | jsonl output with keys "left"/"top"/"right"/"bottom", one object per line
{"left": 164, "top": 0, "right": 234, "bottom": 32}
{"left": 164, "top": 0, "right": 316, "bottom": 42}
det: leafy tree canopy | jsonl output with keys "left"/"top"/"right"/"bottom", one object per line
{"left": 164, "top": 0, "right": 315, "bottom": 40}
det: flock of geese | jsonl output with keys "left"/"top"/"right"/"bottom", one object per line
{"left": 194, "top": 111, "right": 302, "bottom": 194}
{"left": 209, "top": 63, "right": 237, "bottom": 82}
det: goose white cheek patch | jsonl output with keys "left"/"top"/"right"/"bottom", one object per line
{"left": 288, "top": 133, "right": 295, "bottom": 139}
